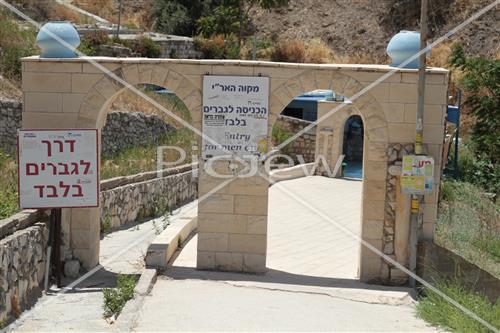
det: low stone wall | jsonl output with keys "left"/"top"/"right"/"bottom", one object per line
{"left": 0, "top": 210, "right": 48, "bottom": 322}
{"left": 274, "top": 115, "right": 316, "bottom": 163}
{"left": 102, "top": 111, "right": 174, "bottom": 156}
{"left": 157, "top": 38, "right": 202, "bottom": 59}
{"left": 100, "top": 164, "right": 198, "bottom": 229}
{"left": 418, "top": 241, "right": 500, "bottom": 303}
{"left": 0, "top": 107, "right": 175, "bottom": 155}
{"left": 0, "top": 98, "right": 22, "bottom": 154}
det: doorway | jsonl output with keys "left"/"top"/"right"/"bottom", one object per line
{"left": 342, "top": 115, "right": 364, "bottom": 179}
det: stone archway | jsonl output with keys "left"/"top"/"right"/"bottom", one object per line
{"left": 21, "top": 57, "right": 448, "bottom": 282}
{"left": 269, "top": 70, "right": 389, "bottom": 281}
{"left": 66, "top": 63, "right": 203, "bottom": 269}
{"left": 77, "top": 63, "right": 203, "bottom": 130}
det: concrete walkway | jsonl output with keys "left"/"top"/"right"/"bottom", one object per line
{"left": 10, "top": 201, "right": 197, "bottom": 332}
{"left": 134, "top": 177, "right": 437, "bottom": 332}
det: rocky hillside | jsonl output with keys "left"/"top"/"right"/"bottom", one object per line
{"left": 250, "top": 0, "right": 499, "bottom": 59}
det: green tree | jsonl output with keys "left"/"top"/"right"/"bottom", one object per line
{"left": 151, "top": 0, "right": 219, "bottom": 36}
{"left": 197, "top": 0, "right": 289, "bottom": 39}
{"left": 448, "top": 43, "right": 500, "bottom": 194}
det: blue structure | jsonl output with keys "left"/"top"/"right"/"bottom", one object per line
{"left": 446, "top": 90, "right": 462, "bottom": 179}
{"left": 387, "top": 30, "right": 421, "bottom": 69}
{"left": 282, "top": 90, "right": 335, "bottom": 121}
{"left": 36, "top": 21, "right": 80, "bottom": 58}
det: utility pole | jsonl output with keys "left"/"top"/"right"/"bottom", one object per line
{"left": 409, "top": 0, "right": 428, "bottom": 289}
{"left": 116, "top": 0, "right": 123, "bottom": 40}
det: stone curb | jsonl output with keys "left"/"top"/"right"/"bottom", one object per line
{"left": 145, "top": 216, "right": 198, "bottom": 269}
{"left": 113, "top": 268, "right": 157, "bottom": 332}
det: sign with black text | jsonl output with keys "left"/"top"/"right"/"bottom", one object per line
{"left": 18, "top": 129, "right": 99, "bottom": 208}
{"left": 202, "top": 75, "right": 270, "bottom": 159}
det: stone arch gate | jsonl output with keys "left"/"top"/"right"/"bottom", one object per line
{"left": 21, "top": 57, "right": 448, "bottom": 282}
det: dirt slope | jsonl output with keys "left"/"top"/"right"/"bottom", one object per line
{"left": 250, "top": 0, "right": 499, "bottom": 59}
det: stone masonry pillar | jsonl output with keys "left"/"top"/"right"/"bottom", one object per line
{"left": 196, "top": 159, "right": 268, "bottom": 273}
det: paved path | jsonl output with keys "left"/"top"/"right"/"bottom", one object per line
{"left": 10, "top": 201, "right": 197, "bottom": 332}
{"left": 135, "top": 177, "right": 437, "bottom": 332}
{"left": 268, "top": 176, "right": 362, "bottom": 279}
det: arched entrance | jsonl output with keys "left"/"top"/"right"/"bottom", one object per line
{"left": 342, "top": 115, "right": 364, "bottom": 179}
{"left": 21, "top": 57, "right": 449, "bottom": 283}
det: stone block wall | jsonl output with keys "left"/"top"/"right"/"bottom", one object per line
{"left": 197, "top": 160, "right": 269, "bottom": 273}
{"left": 157, "top": 39, "right": 202, "bottom": 59}
{"left": 274, "top": 115, "right": 316, "bottom": 163}
{"left": 101, "top": 111, "right": 174, "bottom": 156}
{"left": 0, "top": 106, "right": 175, "bottom": 156}
{"left": 99, "top": 166, "right": 198, "bottom": 229}
{"left": 0, "top": 98, "right": 22, "bottom": 154}
{"left": 0, "top": 211, "right": 48, "bottom": 323}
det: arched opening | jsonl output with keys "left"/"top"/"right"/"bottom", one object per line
{"left": 100, "top": 84, "right": 194, "bottom": 181}
{"left": 342, "top": 115, "right": 364, "bottom": 179}
{"left": 267, "top": 86, "right": 364, "bottom": 281}
{"left": 99, "top": 84, "right": 195, "bottom": 227}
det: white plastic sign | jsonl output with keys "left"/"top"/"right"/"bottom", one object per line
{"left": 18, "top": 129, "right": 99, "bottom": 208}
{"left": 202, "top": 75, "right": 270, "bottom": 159}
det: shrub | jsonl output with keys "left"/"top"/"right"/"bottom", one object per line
{"left": 129, "top": 36, "right": 162, "bottom": 58}
{"left": 78, "top": 30, "right": 109, "bottom": 56}
{"left": 82, "top": 30, "right": 109, "bottom": 47}
{"left": 305, "top": 38, "right": 334, "bottom": 64}
{"left": 271, "top": 124, "right": 294, "bottom": 154}
{"left": 194, "top": 34, "right": 240, "bottom": 59}
{"left": 456, "top": 142, "right": 499, "bottom": 197}
{"left": 271, "top": 39, "right": 306, "bottom": 63}
{"left": 196, "top": 5, "right": 240, "bottom": 38}
{"left": 103, "top": 274, "right": 137, "bottom": 319}
{"left": 448, "top": 43, "right": 499, "bottom": 194}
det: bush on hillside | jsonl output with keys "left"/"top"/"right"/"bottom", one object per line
{"left": 129, "top": 36, "right": 162, "bottom": 58}
{"left": 0, "top": 10, "right": 38, "bottom": 81}
{"left": 305, "top": 38, "right": 335, "bottom": 64}
{"left": 194, "top": 34, "right": 240, "bottom": 59}
{"left": 270, "top": 39, "right": 306, "bottom": 63}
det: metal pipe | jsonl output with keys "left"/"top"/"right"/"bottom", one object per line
{"left": 454, "top": 89, "right": 462, "bottom": 179}
{"left": 116, "top": 0, "right": 122, "bottom": 40}
{"left": 44, "top": 210, "right": 56, "bottom": 292}
{"left": 415, "top": 0, "right": 428, "bottom": 155}
{"left": 409, "top": 0, "right": 428, "bottom": 289}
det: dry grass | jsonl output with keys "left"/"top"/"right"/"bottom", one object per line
{"left": 428, "top": 42, "right": 453, "bottom": 68}
{"left": 50, "top": 4, "right": 91, "bottom": 24}
{"left": 72, "top": 0, "right": 153, "bottom": 29}
{"left": 271, "top": 39, "right": 306, "bottom": 63}
{"left": 270, "top": 37, "right": 385, "bottom": 64}
{"left": 305, "top": 38, "right": 333, "bottom": 64}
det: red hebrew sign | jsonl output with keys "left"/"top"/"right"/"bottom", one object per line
{"left": 17, "top": 129, "right": 99, "bottom": 208}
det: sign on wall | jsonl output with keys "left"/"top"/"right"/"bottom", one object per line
{"left": 202, "top": 75, "right": 270, "bottom": 159}
{"left": 18, "top": 129, "right": 99, "bottom": 208}
{"left": 401, "top": 155, "right": 434, "bottom": 195}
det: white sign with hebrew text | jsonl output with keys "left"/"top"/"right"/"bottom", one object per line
{"left": 202, "top": 76, "right": 270, "bottom": 159}
{"left": 18, "top": 129, "right": 99, "bottom": 208}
